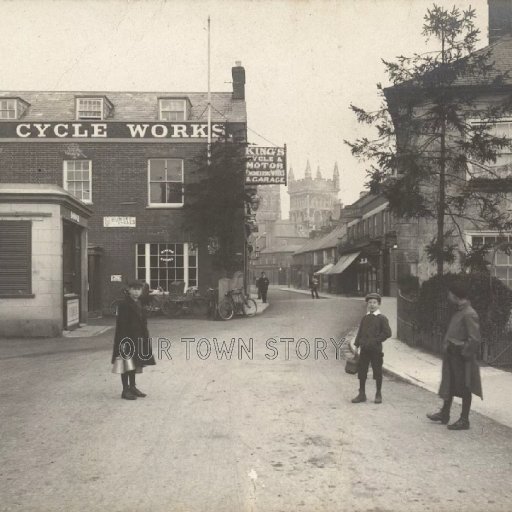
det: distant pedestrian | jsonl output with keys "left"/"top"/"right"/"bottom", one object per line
{"left": 255, "top": 276, "right": 261, "bottom": 300}
{"left": 427, "top": 281, "right": 482, "bottom": 430}
{"left": 310, "top": 276, "right": 320, "bottom": 299}
{"left": 352, "top": 293, "right": 392, "bottom": 404}
{"left": 257, "top": 272, "right": 270, "bottom": 303}
{"left": 111, "top": 280, "right": 156, "bottom": 400}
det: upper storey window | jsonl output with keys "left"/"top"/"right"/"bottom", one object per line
{"left": 468, "top": 121, "right": 512, "bottom": 180}
{"left": 0, "top": 98, "right": 28, "bottom": 120}
{"left": 159, "top": 99, "right": 187, "bottom": 121}
{"left": 75, "top": 97, "right": 112, "bottom": 120}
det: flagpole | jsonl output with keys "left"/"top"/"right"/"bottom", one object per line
{"left": 207, "top": 15, "right": 211, "bottom": 165}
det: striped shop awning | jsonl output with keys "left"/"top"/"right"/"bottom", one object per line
{"left": 327, "top": 251, "right": 360, "bottom": 275}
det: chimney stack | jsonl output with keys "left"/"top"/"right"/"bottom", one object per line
{"left": 232, "top": 61, "right": 245, "bottom": 100}
{"left": 488, "top": 0, "right": 512, "bottom": 45}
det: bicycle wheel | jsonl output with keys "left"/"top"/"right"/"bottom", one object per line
{"left": 243, "top": 298, "right": 258, "bottom": 317}
{"left": 217, "top": 298, "right": 234, "bottom": 320}
{"left": 162, "top": 300, "right": 182, "bottom": 317}
{"left": 192, "top": 298, "right": 209, "bottom": 317}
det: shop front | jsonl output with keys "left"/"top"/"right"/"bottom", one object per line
{"left": 0, "top": 184, "right": 91, "bottom": 337}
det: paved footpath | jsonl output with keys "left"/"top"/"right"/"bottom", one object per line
{"left": 283, "top": 288, "right": 512, "bottom": 429}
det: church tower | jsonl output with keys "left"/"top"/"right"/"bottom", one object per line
{"left": 288, "top": 161, "right": 341, "bottom": 236}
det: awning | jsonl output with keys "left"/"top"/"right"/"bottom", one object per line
{"left": 315, "top": 263, "right": 334, "bottom": 275}
{"left": 327, "top": 251, "right": 360, "bottom": 275}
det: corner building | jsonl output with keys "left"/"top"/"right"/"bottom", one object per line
{"left": 0, "top": 64, "right": 247, "bottom": 316}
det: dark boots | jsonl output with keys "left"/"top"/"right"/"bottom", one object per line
{"left": 352, "top": 378, "right": 382, "bottom": 404}
{"left": 128, "top": 371, "right": 146, "bottom": 398}
{"left": 427, "top": 397, "right": 451, "bottom": 424}
{"left": 426, "top": 410, "right": 450, "bottom": 424}
{"left": 448, "top": 393, "right": 471, "bottom": 430}
{"left": 121, "top": 371, "right": 146, "bottom": 400}
{"left": 352, "top": 379, "right": 367, "bottom": 403}
{"left": 428, "top": 394, "right": 471, "bottom": 429}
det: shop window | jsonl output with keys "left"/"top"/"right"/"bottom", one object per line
{"left": 136, "top": 242, "right": 198, "bottom": 290}
{"left": 0, "top": 221, "right": 32, "bottom": 296}
{"left": 63, "top": 160, "right": 92, "bottom": 203}
{"left": 159, "top": 99, "right": 187, "bottom": 121}
{"left": 148, "top": 159, "right": 184, "bottom": 207}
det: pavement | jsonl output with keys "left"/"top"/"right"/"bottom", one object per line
{"left": 283, "top": 287, "right": 512, "bottom": 429}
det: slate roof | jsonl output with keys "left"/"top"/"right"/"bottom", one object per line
{"left": 261, "top": 244, "right": 305, "bottom": 254}
{"left": 453, "top": 34, "right": 512, "bottom": 87}
{"left": 0, "top": 91, "right": 246, "bottom": 122}
{"left": 385, "top": 34, "right": 512, "bottom": 101}
{"left": 293, "top": 224, "right": 346, "bottom": 255}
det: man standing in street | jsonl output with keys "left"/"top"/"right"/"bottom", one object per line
{"left": 427, "top": 281, "right": 483, "bottom": 430}
{"left": 257, "top": 272, "right": 270, "bottom": 304}
{"left": 310, "top": 275, "right": 320, "bottom": 299}
{"left": 352, "top": 293, "right": 392, "bottom": 404}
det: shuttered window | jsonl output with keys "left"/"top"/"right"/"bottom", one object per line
{"left": 0, "top": 221, "right": 32, "bottom": 296}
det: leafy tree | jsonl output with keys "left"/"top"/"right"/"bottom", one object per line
{"left": 346, "top": 4, "right": 512, "bottom": 276}
{"left": 183, "top": 138, "right": 251, "bottom": 277}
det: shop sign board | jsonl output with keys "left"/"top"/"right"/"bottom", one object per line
{"left": 103, "top": 216, "right": 136, "bottom": 228}
{"left": 65, "top": 298, "right": 80, "bottom": 329}
{"left": 0, "top": 122, "right": 226, "bottom": 140}
{"left": 245, "top": 146, "right": 287, "bottom": 185}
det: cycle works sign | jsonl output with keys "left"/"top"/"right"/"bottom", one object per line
{"left": 0, "top": 122, "right": 226, "bottom": 139}
{"left": 245, "top": 146, "right": 287, "bottom": 185}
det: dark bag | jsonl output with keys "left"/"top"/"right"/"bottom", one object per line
{"left": 345, "top": 354, "right": 359, "bottom": 375}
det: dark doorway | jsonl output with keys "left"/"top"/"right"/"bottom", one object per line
{"left": 88, "top": 246, "right": 103, "bottom": 314}
{"left": 63, "top": 221, "right": 81, "bottom": 295}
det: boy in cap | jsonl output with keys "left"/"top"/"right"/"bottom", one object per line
{"left": 352, "top": 292, "right": 392, "bottom": 404}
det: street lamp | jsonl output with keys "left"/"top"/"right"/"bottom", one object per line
{"left": 252, "top": 231, "right": 267, "bottom": 259}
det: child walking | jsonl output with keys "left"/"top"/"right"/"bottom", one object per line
{"left": 352, "top": 293, "right": 392, "bottom": 404}
{"left": 111, "top": 280, "right": 156, "bottom": 400}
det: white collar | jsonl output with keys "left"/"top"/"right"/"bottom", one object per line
{"left": 367, "top": 309, "right": 381, "bottom": 316}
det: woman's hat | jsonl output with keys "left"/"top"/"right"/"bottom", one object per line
{"left": 365, "top": 292, "right": 382, "bottom": 303}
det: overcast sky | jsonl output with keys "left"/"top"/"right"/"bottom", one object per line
{"left": 0, "top": 0, "right": 489, "bottom": 217}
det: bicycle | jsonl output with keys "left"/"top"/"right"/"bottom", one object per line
{"left": 217, "top": 288, "right": 257, "bottom": 321}
{"left": 161, "top": 286, "right": 209, "bottom": 318}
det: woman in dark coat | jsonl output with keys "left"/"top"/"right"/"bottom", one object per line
{"left": 427, "top": 281, "right": 482, "bottom": 430}
{"left": 111, "top": 280, "right": 156, "bottom": 400}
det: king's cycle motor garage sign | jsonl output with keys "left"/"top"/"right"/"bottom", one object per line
{"left": 245, "top": 146, "right": 287, "bottom": 185}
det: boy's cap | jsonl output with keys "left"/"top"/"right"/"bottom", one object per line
{"left": 365, "top": 293, "right": 382, "bottom": 303}
{"left": 126, "top": 279, "right": 145, "bottom": 289}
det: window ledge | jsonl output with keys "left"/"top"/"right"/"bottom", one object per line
{"left": 0, "top": 293, "right": 35, "bottom": 299}
{"left": 146, "top": 204, "right": 184, "bottom": 209}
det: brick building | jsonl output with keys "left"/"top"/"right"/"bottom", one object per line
{"left": 0, "top": 64, "right": 247, "bottom": 318}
